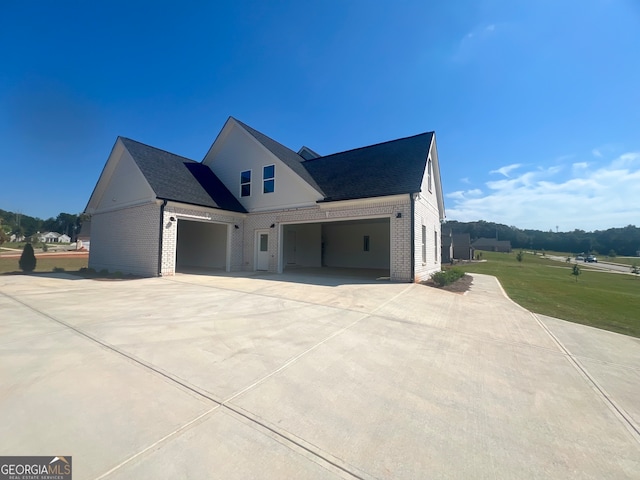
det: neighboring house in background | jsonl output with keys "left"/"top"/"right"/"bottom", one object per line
{"left": 9, "top": 234, "right": 25, "bottom": 243}
{"left": 39, "top": 232, "right": 70, "bottom": 243}
{"left": 441, "top": 230, "right": 453, "bottom": 264}
{"left": 85, "top": 117, "right": 445, "bottom": 282}
{"left": 441, "top": 231, "right": 474, "bottom": 262}
{"left": 76, "top": 220, "right": 91, "bottom": 251}
{"left": 472, "top": 237, "right": 512, "bottom": 253}
{"left": 452, "top": 233, "right": 473, "bottom": 260}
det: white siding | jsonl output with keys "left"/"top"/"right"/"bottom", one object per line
{"left": 203, "top": 121, "right": 322, "bottom": 212}
{"left": 92, "top": 142, "right": 156, "bottom": 213}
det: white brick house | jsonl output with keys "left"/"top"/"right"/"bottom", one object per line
{"left": 85, "top": 117, "right": 445, "bottom": 281}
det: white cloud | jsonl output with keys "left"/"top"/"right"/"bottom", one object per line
{"left": 592, "top": 149, "right": 602, "bottom": 158}
{"left": 490, "top": 163, "right": 521, "bottom": 177}
{"left": 611, "top": 152, "right": 640, "bottom": 169}
{"left": 445, "top": 152, "right": 640, "bottom": 231}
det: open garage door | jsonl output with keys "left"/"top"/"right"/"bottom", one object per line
{"left": 282, "top": 218, "right": 390, "bottom": 277}
{"left": 176, "top": 220, "right": 229, "bottom": 272}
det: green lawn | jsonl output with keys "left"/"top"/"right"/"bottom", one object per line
{"left": 0, "top": 255, "right": 88, "bottom": 274}
{"left": 455, "top": 251, "right": 640, "bottom": 338}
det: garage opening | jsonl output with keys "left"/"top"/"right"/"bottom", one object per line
{"left": 176, "top": 220, "right": 228, "bottom": 272}
{"left": 282, "top": 218, "right": 390, "bottom": 278}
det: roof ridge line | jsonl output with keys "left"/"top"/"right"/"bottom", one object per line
{"left": 305, "top": 131, "right": 434, "bottom": 163}
{"left": 119, "top": 136, "right": 197, "bottom": 163}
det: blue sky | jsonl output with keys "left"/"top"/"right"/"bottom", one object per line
{"left": 1, "top": 0, "right": 639, "bottom": 231}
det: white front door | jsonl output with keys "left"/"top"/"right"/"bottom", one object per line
{"left": 256, "top": 230, "right": 270, "bottom": 270}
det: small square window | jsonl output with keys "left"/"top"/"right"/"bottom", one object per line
{"left": 263, "top": 179, "right": 275, "bottom": 194}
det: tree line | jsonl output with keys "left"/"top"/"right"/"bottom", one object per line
{"left": 443, "top": 220, "right": 640, "bottom": 257}
{"left": 0, "top": 208, "right": 88, "bottom": 242}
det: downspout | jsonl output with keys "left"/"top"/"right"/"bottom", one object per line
{"left": 409, "top": 192, "right": 415, "bottom": 283}
{"left": 158, "top": 199, "right": 167, "bottom": 276}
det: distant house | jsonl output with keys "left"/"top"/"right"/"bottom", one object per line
{"left": 85, "top": 117, "right": 446, "bottom": 281}
{"left": 37, "top": 232, "right": 71, "bottom": 243}
{"left": 441, "top": 231, "right": 474, "bottom": 262}
{"left": 9, "top": 234, "right": 25, "bottom": 243}
{"left": 472, "top": 237, "right": 512, "bottom": 253}
{"left": 39, "top": 232, "right": 60, "bottom": 243}
{"left": 441, "top": 230, "right": 453, "bottom": 264}
{"left": 452, "top": 233, "right": 473, "bottom": 260}
{"left": 76, "top": 220, "right": 91, "bottom": 251}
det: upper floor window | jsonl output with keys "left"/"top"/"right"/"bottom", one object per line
{"left": 240, "top": 170, "right": 251, "bottom": 197}
{"left": 427, "top": 158, "right": 432, "bottom": 192}
{"left": 263, "top": 165, "right": 275, "bottom": 194}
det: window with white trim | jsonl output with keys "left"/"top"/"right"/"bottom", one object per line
{"left": 240, "top": 170, "right": 251, "bottom": 197}
{"left": 263, "top": 165, "right": 275, "bottom": 194}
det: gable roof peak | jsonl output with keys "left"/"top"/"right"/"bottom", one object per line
{"left": 229, "top": 118, "right": 324, "bottom": 195}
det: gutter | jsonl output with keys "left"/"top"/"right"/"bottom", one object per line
{"left": 410, "top": 192, "right": 415, "bottom": 283}
{"left": 158, "top": 199, "right": 167, "bottom": 276}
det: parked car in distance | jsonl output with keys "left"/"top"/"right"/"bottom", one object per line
{"left": 585, "top": 255, "right": 598, "bottom": 263}
{"left": 576, "top": 256, "right": 585, "bottom": 261}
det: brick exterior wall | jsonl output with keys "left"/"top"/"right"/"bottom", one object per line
{"left": 413, "top": 193, "right": 442, "bottom": 282}
{"left": 89, "top": 202, "right": 161, "bottom": 276}
{"left": 89, "top": 196, "right": 439, "bottom": 282}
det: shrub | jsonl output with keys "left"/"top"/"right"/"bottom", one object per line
{"left": 18, "top": 243, "right": 37, "bottom": 272}
{"left": 53, "top": 267, "right": 65, "bottom": 273}
{"left": 99, "top": 269, "right": 109, "bottom": 276}
{"left": 431, "top": 267, "right": 465, "bottom": 287}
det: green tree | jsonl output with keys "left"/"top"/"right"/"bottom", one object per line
{"left": 572, "top": 264, "right": 581, "bottom": 282}
{"left": 516, "top": 251, "right": 524, "bottom": 263}
{"left": 19, "top": 243, "right": 37, "bottom": 272}
{"left": 608, "top": 249, "right": 617, "bottom": 258}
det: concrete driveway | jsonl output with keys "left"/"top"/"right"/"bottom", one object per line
{"left": 1, "top": 271, "right": 638, "bottom": 479}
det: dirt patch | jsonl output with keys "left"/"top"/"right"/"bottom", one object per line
{"left": 422, "top": 274, "right": 473, "bottom": 294}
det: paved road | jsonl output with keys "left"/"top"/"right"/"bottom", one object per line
{"left": 1, "top": 271, "right": 638, "bottom": 479}
{"left": 546, "top": 255, "right": 635, "bottom": 274}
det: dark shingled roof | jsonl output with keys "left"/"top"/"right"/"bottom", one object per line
{"left": 120, "top": 137, "right": 246, "bottom": 213}
{"left": 302, "top": 132, "right": 434, "bottom": 202}
{"left": 234, "top": 119, "right": 325, "bottom": 195}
